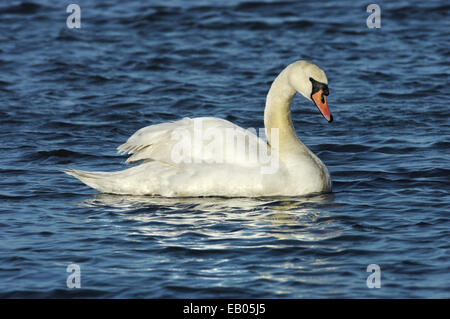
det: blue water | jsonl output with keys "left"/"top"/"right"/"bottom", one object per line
{"left": 0, "top": 0, "right": 449, "bottom": 298}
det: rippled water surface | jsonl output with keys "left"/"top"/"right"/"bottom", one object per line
{"left": 0, "top": 0, "right": 449, "bottom": 298}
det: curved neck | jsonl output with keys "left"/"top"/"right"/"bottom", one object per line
{"left": 264, "top": 68, "right": 307, "bottom": 155}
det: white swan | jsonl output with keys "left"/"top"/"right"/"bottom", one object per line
{"left": 65, "top": 60, "right": 333, "bottom": 197}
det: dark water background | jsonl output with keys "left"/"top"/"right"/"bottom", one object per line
{"left": 0, "top": 0, "right": 448, "bottom": 298}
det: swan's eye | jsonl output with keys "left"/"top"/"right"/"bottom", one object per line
{"left": 309, "top": 77, "right": 329, "bottom": 97}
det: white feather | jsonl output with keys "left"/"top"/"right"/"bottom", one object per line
{"left": 65, "top": 61, "right": 332, "bottom": 197}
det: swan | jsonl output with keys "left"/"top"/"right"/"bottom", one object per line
{"left": 65, "top": 60, "right": 333, "bottom": 197}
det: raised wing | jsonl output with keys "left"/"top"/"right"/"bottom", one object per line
{"left": 117, "top": 117, "right": 270, "bottom": 166}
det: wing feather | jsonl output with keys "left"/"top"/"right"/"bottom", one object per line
{"left": 117, "top": 117, "right": 269, "bottom": 165}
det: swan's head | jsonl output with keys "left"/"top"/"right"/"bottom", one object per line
{"left": 288, "top": 61, "right": 332, "bottom": 122}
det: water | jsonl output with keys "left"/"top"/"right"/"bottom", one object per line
{"left": 0, "top": 0, "right": 448, "bottom": 298}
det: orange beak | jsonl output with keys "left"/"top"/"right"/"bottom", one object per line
{"left": 312, "top": 90, "right": 333, "bottom": 122}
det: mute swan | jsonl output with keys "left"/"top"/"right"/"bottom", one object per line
{"left": 65, "top": 60, "right": 333, "bottom": 197}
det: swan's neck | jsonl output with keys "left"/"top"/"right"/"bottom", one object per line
{"left": 264, "top": 68, "right": 307, "bottom": 155}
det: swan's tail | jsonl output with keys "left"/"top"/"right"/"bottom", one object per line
{"left": 64, "top": 169, "right": 120, "bottom": 193}
{"left": 63, "top": 161, "right": 175, "bottom": 195}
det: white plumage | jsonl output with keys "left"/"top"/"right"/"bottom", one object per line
{"left": 66, "top": 61, "right": 333, "bottom": 197}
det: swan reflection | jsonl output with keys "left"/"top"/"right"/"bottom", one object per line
{"left": 79, "top": 193, "right": 343, "bottom": 293}
{"left": 80, "top": 193, "right": 341, "bottom": 243}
